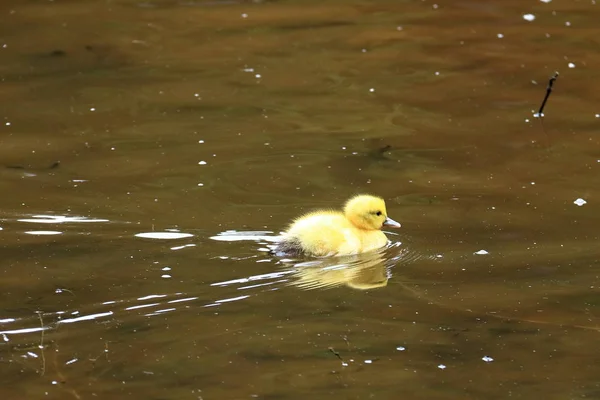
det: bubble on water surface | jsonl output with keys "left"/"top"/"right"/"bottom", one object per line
{"left": 438, "top": 364, "right": 447, "bottom": 370}
{"left": 523, "top": 14, "right": 536, "bottom": 21}
{"left": 573, "top": 198, "right": 587, "bottom": 206}
{"left": 482, "top": 356, "right": 494, "bottom": 362}
{"left": 474, "top": 249, "right": 489, "bottom": 255}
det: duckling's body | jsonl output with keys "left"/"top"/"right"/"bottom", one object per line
{"left": 275, "top": 195, "right": 401, "bottom": 257}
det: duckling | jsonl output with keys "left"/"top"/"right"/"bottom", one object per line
{"left": 275, "top": 194, "right": 401, "bottom": 257}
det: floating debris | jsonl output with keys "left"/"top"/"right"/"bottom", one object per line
{"left": 482, "top": 356, "right": 494, "bottom": 363}
{"left": 474, "top": 250, "right": 489, "bottom": 255}
{"left": 573, "top": 198, "right": 587, "bottom": 206}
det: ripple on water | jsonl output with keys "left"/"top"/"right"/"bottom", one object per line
{"left": 208, "top": 230, "right": 425, "bottom": 291}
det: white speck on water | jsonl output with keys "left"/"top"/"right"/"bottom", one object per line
{"left": 482, "top": 356, "right": 494, "bottom": 362}
{"left": 435, "top": 71, "right": 440, "bottom": 76}
{"left": 595, "top": 114, "right": 599, "bottom": 118}
{"left": 198, "top": 161, "right": 207, "bottom": 165}
{"left": 574, "top": 198, "right": 587, "bottom": 206}
{"left": 396, "top": 346, "right": 406, "bottom": 351}
{"left": 565, "top": 21, "right": 571, "bottom": 26}
{"left": 241, "top": 13, "right": 248, "bottom": 18}
{"left": 52, "top": 381, "right": 58, "bottom": 385}
{"left": 568, "top": 62, "right": 575, "bottom": 68}
{"left": 438, "top": 364, "right": 446, "bottom": 370}
{"left": 90, "top": 107, "right": 95, "bottom": 112}
{"left": 5, "top": 122, "right": 11, "bottom": 126}
{"left": 197, "top": 183, "right": 204, "bottom": 186}
{"left": 161, "top": 274, "right": 171, "bottom": 279}
{"left": 361, "top": 48, "right": 367, "bottom": 53}
{"left": 497, "top": 33, "right": 504, "bottom": 38}
{"left": 65, "top": 358, "right": 78, "bottom": 365}
{"left": 531, "top": 182, "right": 535, "bottom": 185}
{"left": 255, "top": 74, "right": 261, "bottom": 79}
{"left": 474, "top": 249, "right": 489, "bottom": 255}
{"left": 396, "top": 26, "right": 403, "bottom": 31}
{"left": 242, "top": 67, "right": 254, "bottom": 72}
{"left": 364, "top": 360, "right": 373, "bottom": 364}
{"left": 369, "top": 88, "right": 375, "bottom": 92}
{"left": 533, "top": 113, "right": 542, "bottom": 118}
{"left": 198, "top": 140, "right": 204, "bottom": 143}
{"left": 432, "top": 4, "right": 438, "bottom": 9}
{"left": 27, "top": 352, "right": 38, "bottom": 358}
{"left": 540, "top": 0, "right": 552, "bottom": 3}
{"left": 523, "top": 14, "right": 536, "bottom": 21}
{"left": 162, "top": 267, "right": 171, "bottom": 271}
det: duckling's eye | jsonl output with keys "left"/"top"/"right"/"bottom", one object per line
{"left": 375, "top": 211, "right": 382, "bottom": 216}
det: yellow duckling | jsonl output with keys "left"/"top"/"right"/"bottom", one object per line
{"left": 275, "top": 194, "right": 401, "bottom": 257}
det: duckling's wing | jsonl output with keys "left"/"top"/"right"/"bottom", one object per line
{"left": 286, "top": 213, "right": 359, "bottom": 257}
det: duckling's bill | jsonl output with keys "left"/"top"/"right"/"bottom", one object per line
{"left": 383, "top": 217, "right": 401, "bottom": 228}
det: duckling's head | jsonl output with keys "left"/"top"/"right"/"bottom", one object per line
{"left": 343, "top": 195, "right": 401, "bottom": 231}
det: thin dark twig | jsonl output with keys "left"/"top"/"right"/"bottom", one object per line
{"left": 538, "top": 71, "right": 559, "bottom": 116}
{"left": 328, "top": 347, "right": 343, "bottom": 361}
{"left": 37, "top": 312, "right": 46, "bottom": 376}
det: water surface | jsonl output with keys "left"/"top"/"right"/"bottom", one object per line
{"left": 1, "top": 0, "right": 600, "bottom": 399}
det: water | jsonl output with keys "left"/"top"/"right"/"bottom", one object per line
{"left": 2, "top": 0, "right": 600, "bottom": 398}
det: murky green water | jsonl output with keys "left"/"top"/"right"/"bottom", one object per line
{"left": 2, "top": 0, "right": 600, "bottom": 399}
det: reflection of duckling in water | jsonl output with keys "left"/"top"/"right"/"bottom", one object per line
{"left": 274, "top": 194, "right": 401, "bottom": 257}
{"left": 289, "top": 251, "right": 391, "bottom": 290}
